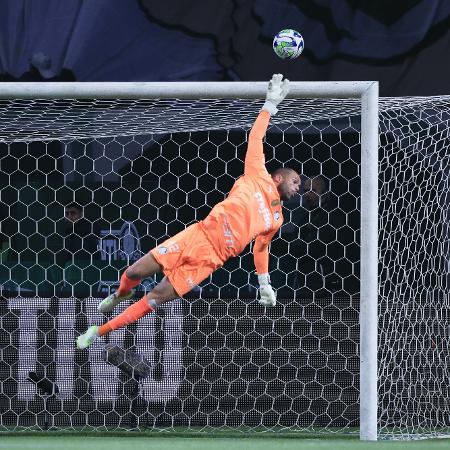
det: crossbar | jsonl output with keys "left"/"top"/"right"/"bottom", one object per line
{"left": 0, "top": 81, "right": 376, "bottom": 99}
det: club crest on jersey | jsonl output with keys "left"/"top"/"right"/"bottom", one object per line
{"left": 274, "top": 211, "right": 280, "bottom": 221}
{"left": 158, "top": 242, "right": 180, "bottom": 254}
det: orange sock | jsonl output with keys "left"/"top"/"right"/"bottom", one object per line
{"left": 117, "top": 270, "right": 141, "bottom": 297}
{"left": 98, "top": 296, "right": 154, "bottom": 336}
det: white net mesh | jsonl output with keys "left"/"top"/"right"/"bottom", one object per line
{"left": 0, "top": 93, "right": 449, "bottom": 439}
{"left": 378, "top": 98, "right": 450, "bottom": 439}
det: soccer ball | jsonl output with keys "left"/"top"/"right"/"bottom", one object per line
{"left": 273, "top": 29, "right": 304, "bottom": 60}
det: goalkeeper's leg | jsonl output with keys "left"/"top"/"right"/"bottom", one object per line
{"left": 77, "top": 276, "right": 178, "bottom": 349}
{"left": 98, "top": 252, "right": 163, "bottom": 313}
{"left": 78, "top": 223, "right": 222, "bottom": 349}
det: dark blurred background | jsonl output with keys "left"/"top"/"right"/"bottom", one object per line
{"left": 0, "top": 0, "right": 449, "bottom": 95}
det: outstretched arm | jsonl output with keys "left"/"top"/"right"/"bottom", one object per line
{"left": 253, "top": 232, "right": 274, "bottom": 275}
{"left": 244, "top": 110, "right": 271, "bottom": 177}
{"left": 244, "top": 74, "right": 290, "bottom": 177}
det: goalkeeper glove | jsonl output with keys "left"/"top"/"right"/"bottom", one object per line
{"left": 257, "top": 273, "right": 277, "bottom": 307}
{"left": 261, "top": 73, "right": 290, "bottom": 116}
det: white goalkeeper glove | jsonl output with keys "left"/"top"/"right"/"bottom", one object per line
{"left": 261, "top": 73, "right": 290, "bottom": 116}
{"left": 257, "top": 273, "right": 277, "bottom": 307}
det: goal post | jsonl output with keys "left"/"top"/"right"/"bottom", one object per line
{"left": 360, "top": 82, "right": 379, "bottom": 441}
{"left": 0, "top": 81, "right": 448, "bottom": 440}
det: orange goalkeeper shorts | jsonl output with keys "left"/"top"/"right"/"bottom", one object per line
{"left": 150, "top": 223, "right": 224, "bottom": 297}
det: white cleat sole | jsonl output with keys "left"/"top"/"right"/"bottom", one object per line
{"left": 97, "top": 289, "right": 135, "bottom": 313}
{"left": 76, "top": 325, "right": 99, "bottom": 349}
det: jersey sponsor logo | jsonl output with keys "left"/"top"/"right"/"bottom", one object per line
{"left": 222, "top": 214, "right": 235, "bottom": 248}
{"left": 254, "top": 191, "right": 271, "bottom": 231}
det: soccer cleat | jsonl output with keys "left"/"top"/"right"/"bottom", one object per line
{"left": 97, "top": 289, "right": 135, "bottom": 313}
{"left": 76, "top": 325, "right": 99, "bottom": 349}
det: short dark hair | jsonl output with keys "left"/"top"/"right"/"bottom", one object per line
{"left": 65, "top": 202, "right": 82, "bottom": 212}
{"left": 270, "top": 167, "right": 299, "bottom": 178}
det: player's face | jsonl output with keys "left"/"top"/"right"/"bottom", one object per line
{"left": 277, "top": 172, "right": 301, "bottom": 201}
{"left": 65, "top": 207, "right": 82, "bottom": 223}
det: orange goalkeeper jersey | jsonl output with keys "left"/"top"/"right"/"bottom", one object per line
{"left": 199, "top": 110, "right": 283, "bottom": 274}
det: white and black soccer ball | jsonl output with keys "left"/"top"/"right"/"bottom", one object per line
{"left": 273, "top": 29, "right": 304, "bottom": 60}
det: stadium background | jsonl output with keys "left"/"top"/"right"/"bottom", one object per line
{"left": 0, "top": 0, "right": 449, "bottom": 443}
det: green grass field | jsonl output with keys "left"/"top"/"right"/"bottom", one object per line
{"left": 1, "top": 434, "right": 449, "bottom": 450}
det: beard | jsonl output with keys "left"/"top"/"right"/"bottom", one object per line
{"left": 278, "top": 184, "right": 291, "bottom": 201}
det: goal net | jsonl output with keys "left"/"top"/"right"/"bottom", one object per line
{"left": 0, "top": 83, "right": 448, "bottom": 440}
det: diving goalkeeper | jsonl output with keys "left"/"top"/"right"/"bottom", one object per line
{"left": 77, "top": 74, "right": 300, "bottom": 349}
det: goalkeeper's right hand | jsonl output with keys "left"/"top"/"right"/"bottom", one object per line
{"left": 262, "top": 73, "right": 290, "bottom": 116}
{"left": 257, "top": 273, "right": 277, "bottom": 307}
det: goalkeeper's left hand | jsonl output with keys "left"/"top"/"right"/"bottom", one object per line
{"left": 257, "top": 273, "right": 277, "bottom": 307}
{"left": 261, "top": 73, "right": 290, "bottom": 116}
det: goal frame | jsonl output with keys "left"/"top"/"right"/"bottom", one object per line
{"left": 0, "top": 80, "right": 379, "bottom": 440}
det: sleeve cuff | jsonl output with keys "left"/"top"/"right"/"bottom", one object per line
{"left": 261, "top": 101, "right": 278, "bottom": 116}
{"left": 257, "top": 273, "right": 271, "bottom": 286}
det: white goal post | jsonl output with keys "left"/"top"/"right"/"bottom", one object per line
{"left": 1, "top": 81, "right": 447, "bottom": 441}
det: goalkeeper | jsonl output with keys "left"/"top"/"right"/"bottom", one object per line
{"left": 77, "top": 74, "right": 300, "bottom": 349}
